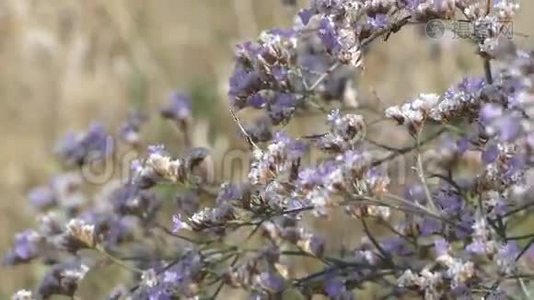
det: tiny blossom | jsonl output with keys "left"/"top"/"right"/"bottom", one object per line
{"left": 327, "top": 109, "right": 366, "bottom": 143}
{"left": 119, "top": 110, "right": 147, "bottom": 146}
{"left": 244, "top": 117, "right": 273, "bottom": 143}
{"left": 368, "top": 13, "right": 389, "bottom": 29}
{"left": 355, "top": 249, "right": 379, "bottom": 266}
{"left": 27, "top": 186, "right": 56, "bottom": 210}
{"left": 56, "top": 122, "right": 112, "bottom": 166}
{"left": 482, "top": 143, "right": 500, "bottom": 164}
{"left": 132, "top": 145, "right": 186, "bottom": 188}
{"left": 11, "top": 289, "right": 34, "bottom": 300}
{"left": 49, "top": 172, "right": 86, "bottom": 209}
{"left": 445, "top": 260, "right": 475, "bottom": 288}
{"left": 4, "top": 230, "right": 41, "bottom": 265}
{"left": 111, "top": 184, "right": 160, "bottom": 219}
{"left": 434, "top": 238, "right": 450, "bottom": 258}
{"left": 63, "top": 218, "right": 96, "bottom": 251}
{"left": 318, "top": 17, "right": 341, "bottom": 53}
{"left": 385, "top": 93, "right": 439, "bottom": 134}
{"left": 258, "top": 271, "right": 285, "bottom": 293}
{"left": 479, "top": 103, "right": 503, "bottom": 124}
{"left": 160, "top": 91, "right": 192, "bottom": 123}
{"left": 172, "top": 214, "right": 191, "bottom": 232}
{"left": 298, "top": 234, "right": 326, "bottom": 257}
{"left": 38, "top": 263, "right": 90, "bottom": 299}
{"left": 493, "top": 0, "right": 520, "bottom": 18}
{"left": 141, "top": 269, "right": 158, "bottom": 288}
{"left": 466, "top": 239, "right": 496, "bottom": 256}
{"left": 298, "top": 8, "right": 314, "bottom": 25}
{"left": 496, "top": 241, "right": 519, "bottom": 274}
{"left": 495, "top": 114, "right": 522, "bottom": 142}
{"left": 419, "top": 217, "right": 442, "bottom": 236}
{"left": 397, "top": 269, "right": 418, "bottom": 288}
{"left": 381, "top": 237, "right": 413, "bottom": 256}
{"left": 428, "top": 77, "right": 486, "bottom": 122}
{"left": 324, "top": 278, "right": 352, "bottom": 299}
{"left": 268, "top": 93, "right": 299, "bottom": 125}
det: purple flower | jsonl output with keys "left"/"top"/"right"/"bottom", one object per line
{"left": 268, "top": 93, "right": 297, "bottom": 125}
{"left": 496, "top": 115, "right": 522, "bottom": 142}
{"left": 455, "top": 213, "right": 475, "bottom": 239}
{"left": 479, "top": 104, "right": 503, "bottom": 124}
{"left": 57, "top": 123, "right": 111, "bottom": 166}
{"left": 307, "top": 234, "right": 326, "bottom": 257}
{"left": 271, "top": 66, "right": 289, "bottom": 83}
{"left": 111, "top": 184, "right": 160, "bottom": 219}
{"left": 458, "top": 77, "right": 485, "bottom": 94}
{"left": 147, "top": 144, "right": 167, "bottom": 156}
{"left": 435, "top": 191, "right": 463, "bottom": 215}
{"left": 288, "top": 198, "right": 306, "bottom": 212}
{"left": 4, "top": 230, "right": 41, "bottom": 265}
{"left": 160, "top": 91, "right": 192, "bottom": 122}
{"left": 216, "top": 183, "right": 244, "bottom": 204}
{"left": 298, "top": 8, "right": 314, "bottom": 25}
{"left": 119, "top": 110, "right": 147, "bottom": 145}
{"left": 38, "top": 262, "right": 89, "bottom": 298}
{"left": 466, "top": 240, "right": 488, "bottom": 255}
{"left": 403, "top": 0, "right": 421, "bottom": 10}
{"left": 258, "top": 271, "right": 285, "bottom": 292}
{"left": 457, "top": 137, "right": 472, "bottom": 154}
{"left": 368, "top": 14, "right": 389, "bottom": 29}
{"left": 380, "top": 237, "right": 412, "bottom": 256}
{"left": 28, "top": 186, "right": 56, "bottom": 210}
{"left": 244, "top": 116, "right": 273, "bottom": 143}
{"left": 324, "top": 278, "right": 346, "bottom": 298}
{"left": 498, "top": 241, "right": 519, "bottom": 262}
{"left": 493, "top": 198, "right": 508, "bottom": 216}
{"left": 434, "top": 238, "right": 449, "bottom": 257}
{"left": 82, "top": 123, "right": 111, "bottom": 159}
{"left": 299, "top": 160, "right": 340, "bottom": 190}
{"left": 268, "top": 28, "right": 296, "bottom": 39}
{"left": 146, "top": 286, "right": 174, "bottom": 300}
{"left": 248, "top": 93, "right": 267, "bottom": 109}
{"left": 103, "top": 217, "right": 136, "bottom": 247}
{"left": 482, "top": 144, "right": 500, "bottom": 164}
{"left": 229, "top": 66, "right": 262, "bottom": 107}
{"left": 273, "top": 131, "right": 308, "bottom": 160}
{"left": 503, "top": 154, "right": 526, "bottom": 179}
{"left": 419, "top": 217, "right": 441, "bottom": 236}
{"left": 172, "top": 214, "right": 190, "bottom": 232}
{"left": 318, "top": 17, "right": 340, "bottom": 53}
{"left": 405, "top": 184, "right": 426, "bottom": 204}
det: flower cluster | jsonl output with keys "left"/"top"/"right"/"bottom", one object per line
{"left": 5, "top": 0, "right": 534, "bottom": 299}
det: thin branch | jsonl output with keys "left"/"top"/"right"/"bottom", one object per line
{"left": 229, "top": 107, "right": 261, "bottom": 151}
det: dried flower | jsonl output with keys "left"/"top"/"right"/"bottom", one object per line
{"left": 61, "top": 219, "right": 96, "bottom": 252}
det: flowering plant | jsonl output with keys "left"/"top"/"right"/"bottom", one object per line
{"left": 6, "top": 0, "right": 534, "bottom": 299}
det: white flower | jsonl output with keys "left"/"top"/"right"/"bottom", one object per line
{"left": 385, "top": 93, "right": 440, "bottom": 133}
{"left": 446, "top": 260, "right": 475, "bottom": 288}
{"left": 62, "top": 264, "right": 90, "bottom": 280}
{"left": 397, "top": 269, "right": 418, "bottom": 287}
{"left": 142, "top": 269, "right": 158, "bottom": 287}
{"left": 12, "top": 290, "right": 34, "bottom": 300}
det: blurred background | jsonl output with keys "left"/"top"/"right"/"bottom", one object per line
{"left": 0, "top": 0, "right": 533, "bottom": 297}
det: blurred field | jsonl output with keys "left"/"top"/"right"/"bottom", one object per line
{"left": 1, "top": 0, "right": 533, "bottom": 298}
